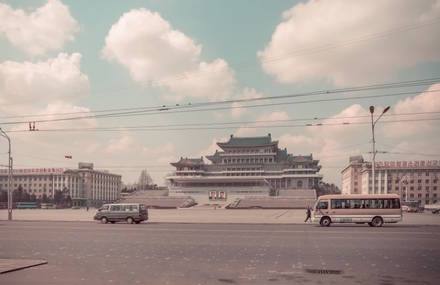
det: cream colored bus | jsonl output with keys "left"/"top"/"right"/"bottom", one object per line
{"left": 312, "top": 194, "right": 402, "bottom": 227}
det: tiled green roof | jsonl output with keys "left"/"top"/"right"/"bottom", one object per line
{"left": 170, "top": 157, "right": 204, "bottom": 167}
{"left": 218, "top": 134, "right": 276, "bottom": 147}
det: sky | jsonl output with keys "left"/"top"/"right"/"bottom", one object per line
{"left": 0, "top": 0, "right": 439, "bottom": 187}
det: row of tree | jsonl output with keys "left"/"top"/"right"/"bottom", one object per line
{"left": 0, "top": 186, "right": 73, "bottom": 208}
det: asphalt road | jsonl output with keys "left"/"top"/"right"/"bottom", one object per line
{"left": 1, "top": 221, "right": 439, "bottom": 285}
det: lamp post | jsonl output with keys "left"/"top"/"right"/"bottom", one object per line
{"left": 0, "top": 128, "right": 13, "bottom": 221}
{"left": 399, "top": 175, "right": 409, "bottom": 203}
{"left": 369, "top": 106, "right": 390, "bottom": 194}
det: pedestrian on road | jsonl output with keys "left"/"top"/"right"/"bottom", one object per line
{"left": 304, "top": 206, "right": 312, "bottom": 223}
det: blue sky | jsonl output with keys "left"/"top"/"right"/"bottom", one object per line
{"left": 1, "top": 0, "right": 439, "bottom": 186}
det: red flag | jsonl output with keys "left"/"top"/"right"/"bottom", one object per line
{"left": 65, "top": 155, "right": 72, "bottom": 159}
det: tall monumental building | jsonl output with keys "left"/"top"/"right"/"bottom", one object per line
{"left": 167, "top": 134, "right": 322, "bottom": 204}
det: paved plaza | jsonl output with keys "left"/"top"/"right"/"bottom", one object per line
{"left": 1, "top": 208, "right": 440, "bottom": 225}
{"left": 1, "top": 221, "right": 439, "bottom": 285}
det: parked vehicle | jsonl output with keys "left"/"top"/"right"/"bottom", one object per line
{"left": 402, "top": 201, "right": 423, "bottom": 213}
{"left": 94, "top": 203, "right": 148, "bottom": 224}
{"left": 313, "top": 194, "right": 402, "bottom": 227}
{"left": 424, "top": 203, "right": 440, "bottom": 214}
{"left": 40, "top": 203, "right": 56, "bottom": 209}
{"left": 17, "top": 202, "right": 39, "bottom": 209}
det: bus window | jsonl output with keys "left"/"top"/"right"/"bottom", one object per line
{"left": 353, "top": 199, "right": 362, "bottom": 209}
{"left": 331, "top": 199, "right": 342, "bottom": 209}
{"left": 316, "top": 201, "right": 328, "bottom": 210}
{"left": 362, "top": 199, "right": 371, "bottom": 208}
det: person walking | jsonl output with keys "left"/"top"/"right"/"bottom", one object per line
{"left": 304, "top": 206, "right": 312, "bottom": 223}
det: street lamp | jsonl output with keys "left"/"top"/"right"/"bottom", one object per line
{"left": 0, "top": 128, "right": 13, "bottom": 221}
{"left": 369, "top": 105, "right": 390, "bottom": 194}
{"left": 399, "top": 175, "right": 409, "bottom": 203}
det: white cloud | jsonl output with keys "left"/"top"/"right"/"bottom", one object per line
{"left": 383, "top": 83, "right": 440, "bottom": 138}
{"left": 232, "top": 111, "right": 290, "bottom": 137}
{"left": 275, "top": 104, "right": 372, "bottom": 185}
{"left": 279, "top": 134, "right": 317, "bottom": 154}
{"left": 258, "top": 0, "right": 440, "bottom": 85}
{"left": 163, "top": 59, "right": 236, "bottom": 102}
{"left": 105, "top": 135, "right": 135, "bottom": 154}
{"left": 142, "top": 143, "right": 175, "bottom": 156}
{"left": 256, "top": 111, "right": 289, "bottom": 126}
{"left": 231, "top": 87, "right": 263, "bottom": 118}
{"left": 102, "top": 8, "right": 201, "bottom": 83}
{"left": 0, "top": 53, "right": 90, "bottom": 114}
{"left": 102, "top": 8, "right": 236, "bottom": 102}
{"left": 0, "top": 0, "right": 79, "bottom": 55}
{"left": 200, "top": 138, "right": 224, "bottom": 158}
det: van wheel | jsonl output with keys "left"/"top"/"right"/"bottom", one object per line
{"left": 126, "top": 217, "right": 134, "bottom": 224}
{"left": 371, "top": 216, "right": 383, "bottom": 227}
{"left": 101, "top": 217, "right": 108, "bottom": 224}
{"left": 368, "top": 222, "right": 373, "bottom": 227}
{"left": 320, "top": 217, "right": 331, "bottom": 227}
{"left": 135, "top": 221, "right": 140, "bottom": 224}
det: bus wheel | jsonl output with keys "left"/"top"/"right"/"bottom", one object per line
{"left": 371, "top": 216, "right": 383, "bottom": 227}
{"left": 101, "top": 217, "right": 108, "bottom": 224}
{"left": 126, "top": 217, "right": 134, "bottom": 224}
{"left": 320, "top": 217, "right": 331, "bottom": 227}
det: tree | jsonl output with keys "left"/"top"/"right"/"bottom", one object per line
{"left": 41, "top": 193, "right": 49, "bottom": 203}
{"left": 315, "top": 182, "right": 341, "bottom": 197}
{"left": 138, "top": 169, "right": 153, "bottom": 190}
{"left": 54, "top": 190, "right": 64, "bottom": 205}
{"left": 0, "top": 190, "right": 7, "bottom": 202}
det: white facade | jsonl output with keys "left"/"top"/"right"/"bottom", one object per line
{"left": 167, "top": 134, "right": 322, "bottom": 204}
{"left": 0, "top": 163, "right": 122, "bottom": 206}
{"left": 357, "top": 160, "right": 440, "bottom": 206}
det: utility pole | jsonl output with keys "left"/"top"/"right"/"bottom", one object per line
{"left": 369, "top": 106, "right": 390, "bottom": 194}
{"left": 0, "top": 128, "right": 13, "bottom": 220}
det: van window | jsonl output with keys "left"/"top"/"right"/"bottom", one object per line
{"left": 125, "top": 205, "right": 138, "bottom": 211}
{"left": 110, "top": 205, "right": 121, "bottom": 211}
{"left": 100, "top": 205, "right": 109, "bottom": 211}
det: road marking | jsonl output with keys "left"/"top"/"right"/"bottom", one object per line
{"left": 2, "top": 224, "right": 440, "bottom": 237}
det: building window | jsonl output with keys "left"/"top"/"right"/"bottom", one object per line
{"left": 297, "top": 180, "right": 303, "bottom": 188}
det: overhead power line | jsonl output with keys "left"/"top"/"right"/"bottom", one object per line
{"left": 1, "top": 87, "right": 439, "bottom": 126}
{"left": 0, "top": 76, "right": 439, "bottom": 122}
{"left": 6, "top": 117, "right": 440, "bottom": 133}
{"left": 5, "top": 110, "right": 440, "bottom": 133}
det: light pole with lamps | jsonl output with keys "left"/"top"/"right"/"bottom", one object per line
{"left": 0, "top": 128, "right": 13, "bottom": 221}
{"left": 399, "top": 175, "right": 409, "bottom": 203}
{"left": 369, "top": 106, "right": 390, "bottom": 194}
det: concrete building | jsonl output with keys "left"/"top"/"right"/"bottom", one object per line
{"left": 341, "top": 155, "right": 365, "bottom": 194}
{"left": 0, "top": 162, "right": 121, "bottom": 207}
{"left": 341, "top": 156, "right": 440, "bottom": 206}
{"left": 166, "top": 134, "right": 322, "bottom": 204}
